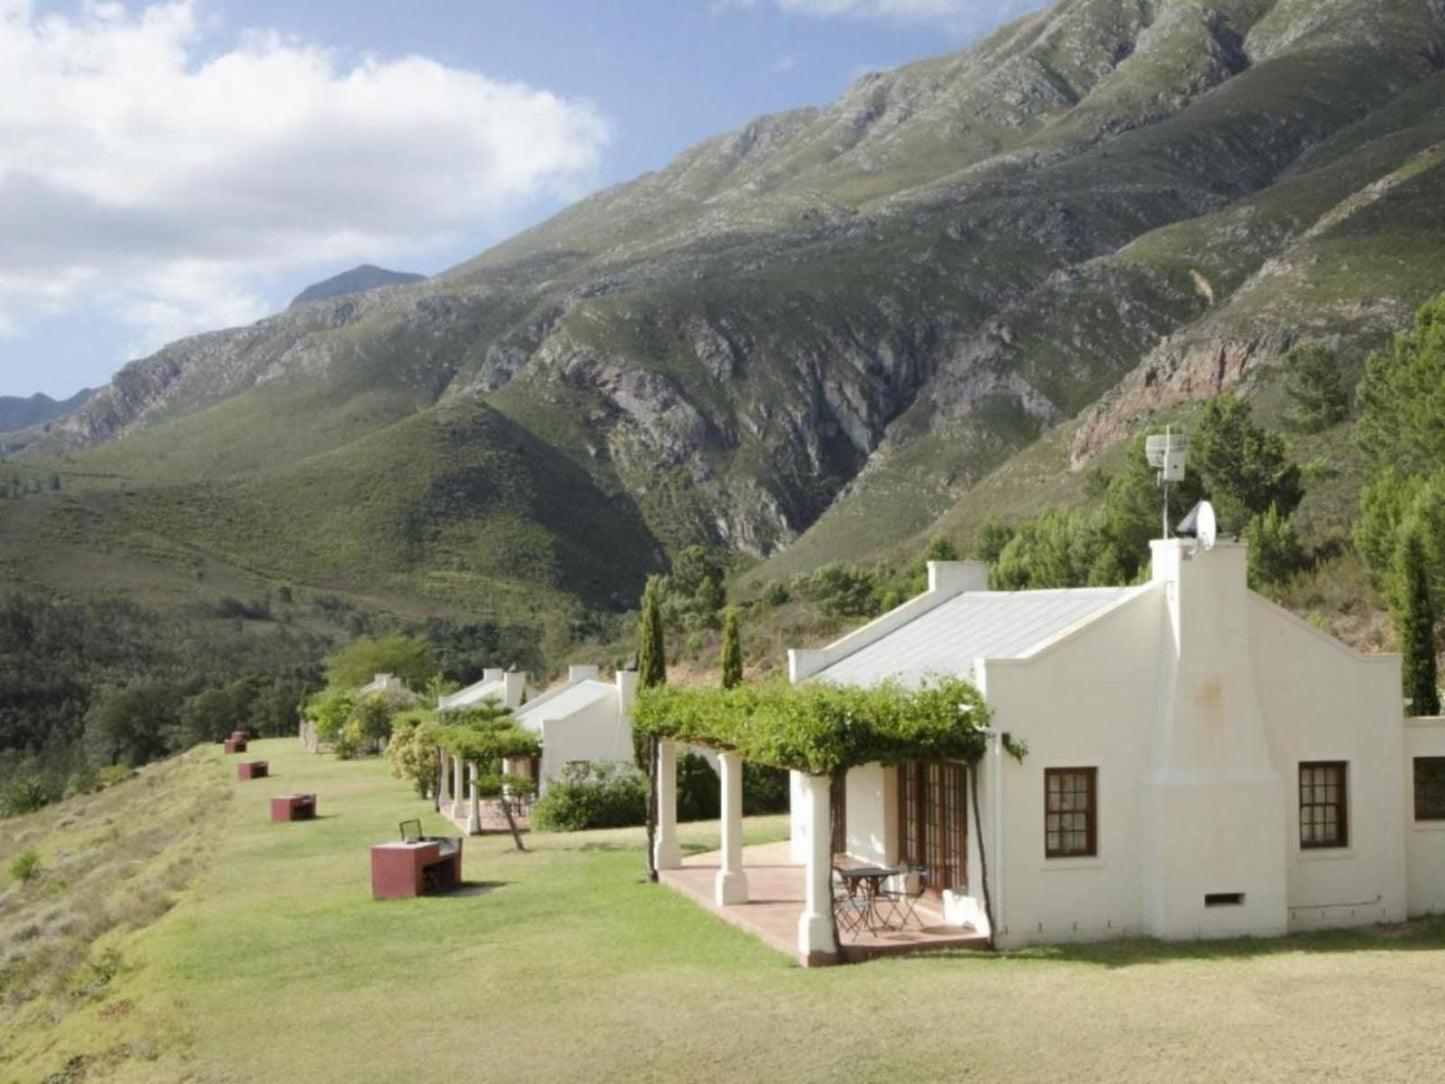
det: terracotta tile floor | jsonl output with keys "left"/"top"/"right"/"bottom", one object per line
{"left": 660, "top": 841, "right": 988, "bottom": 965}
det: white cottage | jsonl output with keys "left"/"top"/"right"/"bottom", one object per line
{"left": 437, "top": 665, "right": 638, "bottom": 833}
{"left": 773, "top": 539, "right": 1445, "bottom": 953}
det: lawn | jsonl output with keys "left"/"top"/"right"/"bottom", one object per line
{"left": 8, "top": 739, "right": 1445, "bottom": 1083}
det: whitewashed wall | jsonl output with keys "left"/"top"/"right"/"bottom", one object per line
{"left": 1403, "top": 718, "right": 1445, "bottom": 915}
{"left": 1250, "top": 597, "right": 1407, "bottom": 930}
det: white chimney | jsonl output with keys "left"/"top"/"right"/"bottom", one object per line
{"left": 615, "top": 668, "right": 639, "bottom": 712}
{"left": 502, "top": 669, "right": 527, "bottom": 709}
{"left": 1142, "top": 538, "right": 1287, "bottom": 939}
{"left": 927, "top": 561, "right": 990, "bottom": 594}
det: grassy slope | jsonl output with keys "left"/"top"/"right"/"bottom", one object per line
{"left": 10, "top": 740, "right": 1445, "bottom": 1082}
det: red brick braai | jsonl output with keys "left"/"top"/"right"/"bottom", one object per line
{"left": 370, "top": 839, "right": 463, "bottom": 900}
{"left": 270, "top": 794, "right": 316, "bottom": 822}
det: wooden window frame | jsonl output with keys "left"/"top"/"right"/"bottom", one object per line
{"left": 1299, "top": 761, "right": 1349, "bottom": 849}
{"left": 1044, "top": 767, "right": 1097, "bottom": 859}
{"left": 1414, "top": 757, "right": 1445, "bottom": 822}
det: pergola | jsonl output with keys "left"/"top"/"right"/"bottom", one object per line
{"left": 633, "top": 676, "right": 994, "bottom": 960}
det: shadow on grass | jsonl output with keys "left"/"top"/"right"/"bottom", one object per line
{"left": 448, "top": 881, "right": 508, "bottom": 898}
{"left": 893, "top": 917, "right": 1445, "bottom": 970}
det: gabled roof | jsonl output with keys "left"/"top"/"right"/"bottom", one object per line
{"left": 513, "top": 680, "right": 615, "bottom": 731}
{"left": 439, "top": 679, "right": 505, "bottom": 711}
{"left": 815, "top": 586, "right": 1145, "bottom": 688}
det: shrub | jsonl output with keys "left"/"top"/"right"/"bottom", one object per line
{"left": 9, "top": 848, "right": 41, "bottom": 884}
{"left": 531, "top": 764, "right": 647, "bottom": 831}
{"left": 1244, "top": 505, "right": 1308, "bottom": 588}
{"left": 743, "top": 763, "right": 790, "bottom": 814}
{"left": 2, "top": 777, "right": 54, "bottom": 817}
{"left": 759, "top": 581, "right": 789, "bottom": 607}
{"left": 386, "top": 711, "right": 441, "bottom": 798}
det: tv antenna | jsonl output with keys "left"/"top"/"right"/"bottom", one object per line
{"left": 1145, "top": 427, "right": 1189, "bottom": 538}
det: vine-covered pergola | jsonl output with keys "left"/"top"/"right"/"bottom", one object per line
{"left": 633, "top": 675, "right": 1003, "bottom": 958}
{"left": 433, "top": 709, "right": 540, "bottom": 850}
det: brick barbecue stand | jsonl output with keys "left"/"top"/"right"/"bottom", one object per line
{"left": 370, "top": 839, "right": 463, "bottom": 900}
{"left": 237, "top": 760, "right": 268, "bottom": 781}
{"left": 222, "top": 730, "right": 249, "bottom": 754}
{"left": 271, "top": 794, "right": 316, "bottom": 822}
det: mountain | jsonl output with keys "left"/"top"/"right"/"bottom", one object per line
{"left": 289, "top": 265, "right": 427, "bottom": 308}
{"left": 3, "top": 0, "right": 1444, "bottom": 633}
{"left": 0, "top": 388, "right": 93, "bottom": 434}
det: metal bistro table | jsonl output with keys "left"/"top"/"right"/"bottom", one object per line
{"left": 837, "top": 865, "right": 905, "bottom": 933}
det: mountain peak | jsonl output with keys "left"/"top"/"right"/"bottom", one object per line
{"left": 289, "top": 265, "right": 426, "bottom": 308}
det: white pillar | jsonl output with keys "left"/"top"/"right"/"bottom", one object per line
{"left": 453, "top": 754, "right": 467, "bottom": 819}
{"left": 655, "top": 740, "right": 682, "bottom": 870}
{"left": 435, "top": 751, "right": 446, "bottom": 810}
{"left": 466, "top": 762, "right": 482, "bottom": 835}
{"left": 797, "top": 772, "right": 835, "bottom": 960}
{"left": 715, "top": 752, "right": 748, "bottom": 905}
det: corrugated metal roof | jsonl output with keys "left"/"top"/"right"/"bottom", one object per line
{"left": 439, "top": 679, "right": 504, "bottom": 710}
{"left": 513, "top": 680, "right": 613, "bottom": 732}
{"left": 815, "top": 587, "right": 1144, "bottom": 688}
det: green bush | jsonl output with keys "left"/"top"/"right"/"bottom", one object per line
{"left": 531, "top": 764, "right": 647, "bottom": 831}
{"left": 9, "top": 848, "right": 41, "bottom": 884}
{"left": 2, "top": 777, "right": 54, "bottom": 817}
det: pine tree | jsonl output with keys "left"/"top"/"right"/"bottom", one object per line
{"left": 637, "top": 576, "right": 667, "bottom": 882}
{"left": 720, "top": 606, "right": 742, "bottom": 690}
{"left": 1397, "top": 527, "right": 1440, "bottom": 716}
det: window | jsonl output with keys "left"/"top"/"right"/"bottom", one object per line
{"left": 1414, "top": 757, "right": 1445, "bottom": 821}
{"left": 1044, "top": 767, "right": 1097, "bottom": 858}
{"left": 1299, "top": 761, "right": 1348, "bottom": 849}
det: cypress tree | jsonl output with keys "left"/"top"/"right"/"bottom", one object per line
{"left": 637, "top": 575, "right": 666, "bottom": 881}
{"left": 720, "top": 606, "right": 742, "bottom": 690}
{"left": 1397, "top": 528, "right": 1441, "bottom": 716}
{"left": 638, "top": 575, "right": 666, "bottom": 690}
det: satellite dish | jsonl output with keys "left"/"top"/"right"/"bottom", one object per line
{"left": 1197, "top": 501, "right": 1217, "bottom": 551}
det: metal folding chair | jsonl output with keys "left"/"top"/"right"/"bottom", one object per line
{"left": 832, "top": 867, "right": 872, "bottom": 939}
{"left": 879, "top": 865, "right": 928, "bottom": 929}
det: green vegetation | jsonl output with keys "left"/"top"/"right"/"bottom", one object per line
{"left": 720, "top": 606, "right": 742, "bottom": 689}
{"left": 634, "top": 675, "right": 991, "bottom": 774}
{"left": 1396, "top": 528, "right": 1440, "bottom": 716}
{"left": 1281, "top": 343, "right": 1349, "bottom": 434}
{"left": 323, "top": 634, "right": 434, "bottom": 689}
{"left": 1351, "top": 293, "right": 1445, "bottom": 705}
{"left": 8, "top": 846, "right": 40, "bottom": 884}
{"left": 532, "top": 763, "right": 648, "bottom": 832}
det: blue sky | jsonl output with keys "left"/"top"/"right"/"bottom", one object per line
{"left": 0, "top": 0, "right": 1035, "bottom": 398}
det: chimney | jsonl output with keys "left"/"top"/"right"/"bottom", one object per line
{"left": 927, "top": 561, "right": 990, "bottom": 594}
{"left": 568, "top": 664, "right": 601, "bottom": 685}
{"left": 1142, "top": 537, "right": 1287, "bottom": 938}
{"left": 615, "top": 668, "right": 639, "bottom": 712}
{"left": 502, "top": 669, "right": 526, "bottom": 709}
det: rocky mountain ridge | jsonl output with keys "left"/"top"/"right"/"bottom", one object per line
{"left": 5, "top": 0, "right": 1444, "bottom": 619}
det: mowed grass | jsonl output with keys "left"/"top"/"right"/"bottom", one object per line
{"left": 11, "top": 741, "right": 1445, "bottom": 1083}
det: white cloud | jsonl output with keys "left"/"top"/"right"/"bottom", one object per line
{"left": 720, "top": 0, "right": 1039, "bottom": 32}
{"left": 0, "top": 0, "right": 610, "bottom": 358}
{"left": 772, "top": 53, "right": 799, "bottom": 72}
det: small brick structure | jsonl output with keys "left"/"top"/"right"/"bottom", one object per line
{"left": 237, "top": 760, "right": 269, "bottom": 781}
{"left": 223, "top": 737, "right": 248, "bottom": 754}
{"left": 370, "top": 839, "right": 463, "bottom": 900}
{"left": 270, "top": 793, "right": 316, "bottom": 822}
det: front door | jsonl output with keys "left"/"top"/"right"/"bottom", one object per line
{"left": 897, "top": 760, "right": 968, "bottom": 895}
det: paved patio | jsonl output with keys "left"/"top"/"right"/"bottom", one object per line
{"left": 660, "top": 840, "right": 988, "bottom": 966}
